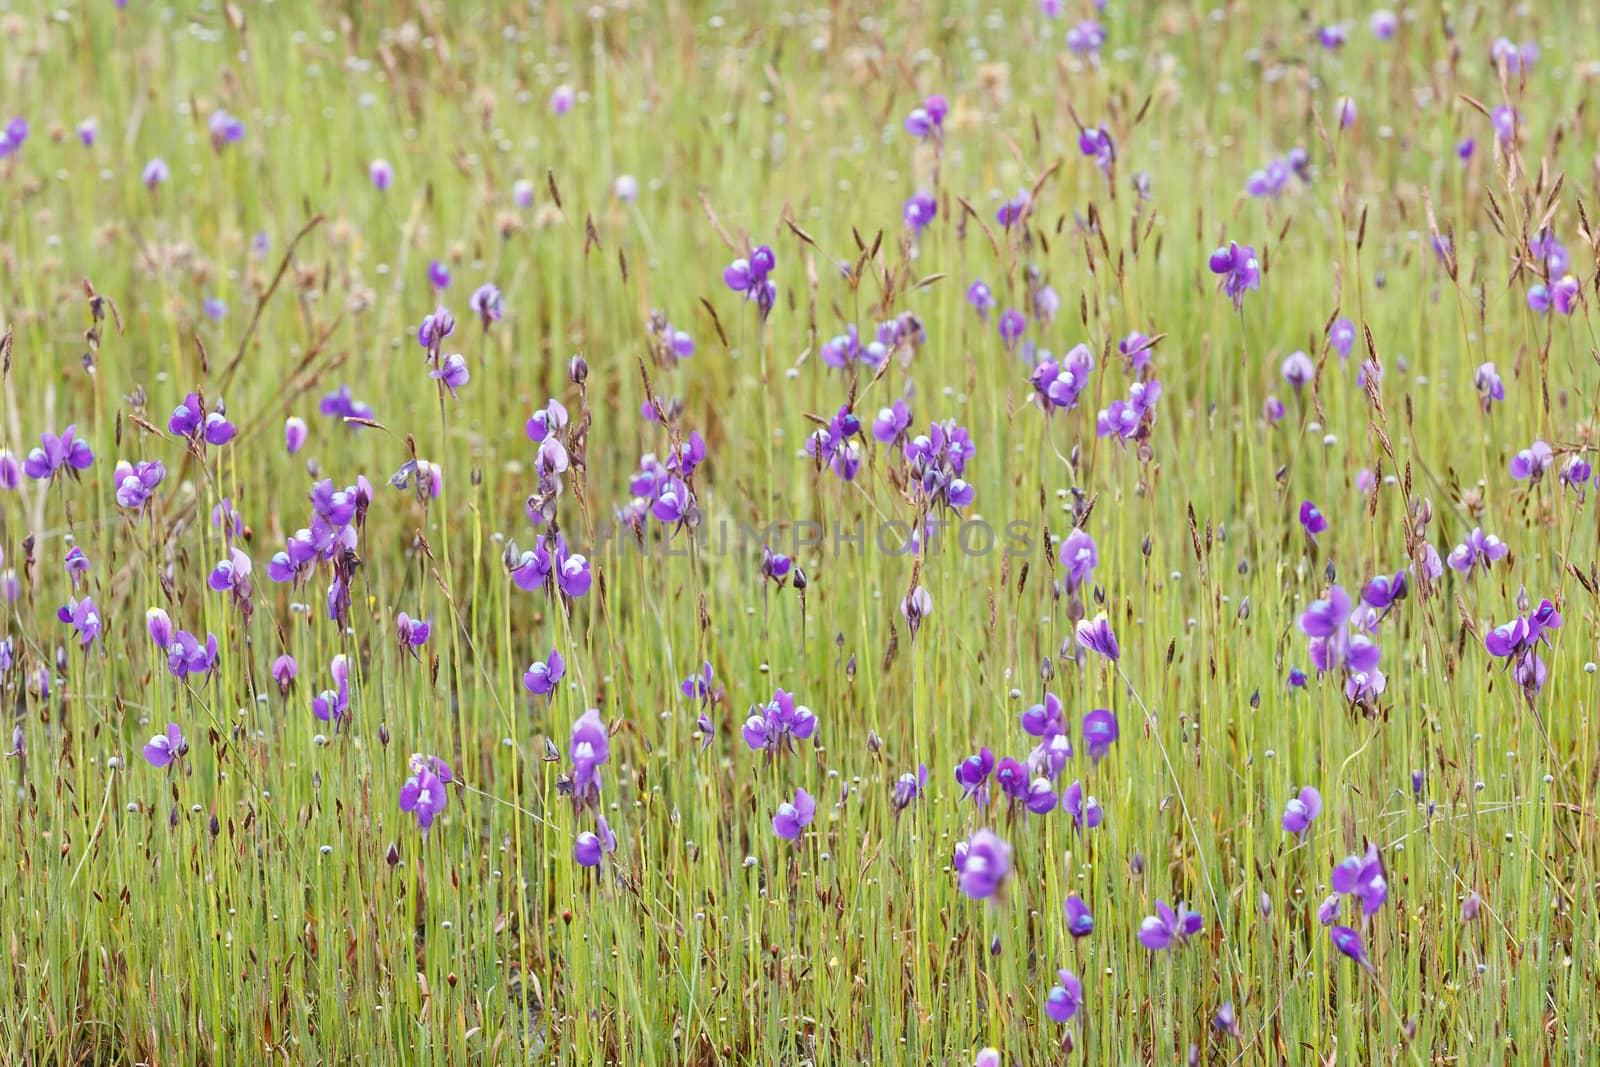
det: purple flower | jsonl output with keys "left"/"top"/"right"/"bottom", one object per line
{"left": 1119, "top": 332, "right": 1154, "bottom": 372}
{"left": 903, "top": 95, "right": 947, "bottom": 139}
{"left": 427, "top": 259, "right": 451, "bottom": 290}
{"left": 953, "top": 829, "right": 1012, "bottom": 899}
{"left": 1281, "top": 786, "right": 1323, "bottom": 835}
{"left": 1058, "top": 529, "right": 1098, "bottom": 593}
{"left": 1138, "top": 901, "right": 1204, "bottom": 951}
{"left": 1064, "top": 894, "right": 1094, "bottom": 937}
{"left": 724, "top": 246, "right": 777, "bottom": 318}
{"left": 1076, "top": 613, "right": 1119, "bottom": 662}
{"left": 1066, "top": 18, "right": 1104, "bottom": 57}
{"left": 142, "top": 157, "right": 169, "bottom": 189}
{"left": 1475, "top": 362, "right": 1504, "bottom": 410}
{"left": 995, "top": 189, "right": 1030, "bottom": 228}
{"left": 954, "top": 747, "right": 996, "bottom": 801}
{"left": 998, "top": 309, "right": 1027, "bottom": 350}
{"left": 1044, "top": 969, "right": 1083, "bottom": 1023}
{"left": 143, "top": 723, "right": 188, "bottom": 768}
{"left": 1062, "top": 780, "right": 1103, "bottom": 831}
{"left": 1281, "top": 351, "right": 1315, "bottom": 390}
{"left": 551, "top": 85, "right": 577, "bottom": 114}
{"left": 1491, "top": 37, "right": 1539, "bottom": 75}
{"left": 1317, "top": 894, "right": 1341, "bottom": 925}
{"left": 762, "top": 546, "right": 793, "bottom": 586}
{"left": 892, "top": 764, "right": 930, "bottom": 813}
{"left": 903, "top": 191, "right": 937, "bottom": 235}
{"left": 872, "top": 399, "right": 914, "bottom": 446}
{"left": 417, "top": 305, "right": 457, "bottom": 355}
{"left": 369, "top": 159, "right": 393, "bottom": 191}
{"left": 772, "top": 787, "right": 817, "bottom": 841}
{"left": 319, "top": 384, "right": 375, "bottom": 425}
{"left": 312, "top": 654, "right": 352, "bottom": 727}
{"left": 680, "top": 661, "right": 714, "bottom": 703}
{"left": 76, "top": 118, "right": 97, "bottom": 146}
{"left": 469, "top": 283, "right": 503, "bottom": 327}
{"left": 1329, "top": 318, "right": 1357, "bottom": 361}
{"left": 1207, "top": 241, "right": 1261, "bottom": 310}
{"left": 967, "top": 280, "right": 996, "bottom": 321}
{"left": 430, "top": 353, "right": 471, "bottom": 398}
{"left": 574, "top": 815, "right": 617, "bottom": 867}
{"left": 1369, "top": 10, "right": 1397, "bottom": 40}
{"left": 1317, "top": 23, "right": 1347, "bottom": 49}
{"left": 1082, "top": 709, "right": 1118, "bottom": 765}
{"left": 1509, "top": 441, "right": 1554, "bottom": 482}
{"left": 568, "top": 709, "right": 610, "bottom": 809}
{"left": 396, "top": 611, "right": 431, "bottom": 656}
{"left": 1078, "top": 125, "right": 1114, "bottom": 176}
{"left": 1029, "top": 344, "right": 1097, "bottom": 414}
{"left": 113, "top": 459, "right": 166, "bottom": 509}
{"left": 1330, "top": 925, "right": 1368, "bottom": 965}
{"left": 1299, "top": 501, "right": 1328, "bottom": 542}
{"left": 742, "top": 688, "right": 818, "bottom": 754}
{"left": 1096, "top": 379, "right": 1162, "bottom": 442}
{"left": 272, "top": 654, "right": 297, "bottom": 695}
{"left": 22, "top": 425, "right": 94, "bottom": 482}
{"left": 1491, "top": 105, "right": 1518, "bottom": 146}
{"left": 284, "top": 416, "right": 308, "bottom": 454}
{"left": 1446, "top": 527, "right": 1508, "bottom": 576}
{"left": 1263, "top": 396, "right": 1286, "bottom": 424}
{"left": 399, "top": 760, "right": 449, "bottom": 833}
{"left": 1560, "top": 456, "right": 1592, "bottom": 494}
{"left": 57, "top": 597, "right": 101, "bottom": 647}
{"left": 146, "top": 608, "right": 174, "bottom": 649}
{"left": 523, "top": 649, "right": 565, "bottom": 696}
{"left": 166, "top": 630, "right": 220, "bottom": 682}
{"left": 901, "top": 585, "right": 932, "bottom": 638}
{"left": 1331, "top": 843, "right": 1389, "bottom": 915}
{"left": 208, "top": 108, "right": 245, "bottom": 148}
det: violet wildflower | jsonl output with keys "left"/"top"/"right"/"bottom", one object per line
{"left": 901, "top": 585, "right": 932, "bottom": 638}
{"left": 1263, "top": 396, "right": 1286, "bottom": 424}
{"left": 430, "top": 353, "right": 471, "bottom": 398}
{"left": 523, "top": 649, "right": 565, "bottom": 696}
{"left": 742, "top": 688, "right": 818, "bottom": 754}
{"left": 1331, "top": 843, "right": 1389, "bottom": 915}
{"left": 1335, "top": 96, "right": 1357, "bottom": 130}
{"left": 319, "top": 384, "right": 375, "bottom": 425}
{"left": 312, "top": 655, "right": 353, "bottom": 727}
{"left": 1317, "top": 23, "right": 1347, "bottom": 49}
{"left": 772, "top": 787, "right": 817, "bottom": 841}
{"left": 76, "top": 118, "right": 97, "bottom": 146}
{"left": 142, "top": 157, "right": 169, "bottom": 189}
{"left": 954, "top": 748, "right": 996, "bottom": 801}
{"left": 1066, "top": 19, "right": 1104, "bottom": 57}
{"left": 23, "top": 425, "right": 94, "bottom": 482}
{"left": 284, "top": 416, "right": 308, "bottom": 454}
{"left": 208, "top": 108, "right": 245, "bottom": 148}
{"left": 1062, "top": 780, "right": 1103, "bottom": 831}
{"left": 1509, "top": 441, "right": 1554, "bottom": 482}
{"left": 680, "top": 661, "right": 715, "bottom": 703}
{"left": 1120, "top": 332, "right": 1154, "bottom": 372}
{"left": 1082, "top": 709, "right": 1119, "bottom": 765}
{"left": 271, "top": 654, "right": 297, "bottom": 695}
{"left": 1078, "top": 125, "right": 1114, "bottom": 176}
{"left": 1208, "top": 242, "right": 1260, "bottom": 310}
{"left": 1491, "top": 37, "right": 1539, "bottom": 74}
{"left": 114, "top": 459, "right": 166, "bottom": 509}
{"left": 1076, "top": 613, "right": 1119, "bottom": 662}
{"left": 1021, "top": 693, "right": 1064, "bottom": 737}
{"left": 903, "top": 191, "right": 937, "bottom": 235}
{"left": 1044, "top": 970, "right": 1083, "bottom": 1023}
{"left": 427, "top": 259, "right": 451, "bottom": 290}
{"left": 512, "top": 178, "right": 535, "bottom": 208}
{"left": 1281, "top": 786, "right": 1323, "bottom": 835}
{"left": 953, "top": 828, "right": 1012, "bottom": 899}
{"left": 1215, "top": 1001, "right": 1239, "bottom": 1037}
{"left": 967, "top": 280, "right": 996, "bottom": 321}
{"left": 1447, "top": 527, "right": 1508, "bottom": 576}
{"left": 369, "top": 159, "right": 393, "bottom": 191}
{"left": 995, "top": 189, "right": 1030, "bottom": 227}
{"left": 166, "top": 631, "right": 220, "bottom": 683}
{"left": 903, "top": 94, "right": 947, "bottom": 140}
{"left": 1096, "top": 379, "right": 1162, "bottom": 442}
{"left": 1064, "top": 894, "right": 1094, "bottom": 937}
{"left": 0, "top": 450, "right": 18, "bottom": 490}
{"left": 57, "top": 597, "right": 100, "bottom": 647}
{"left": 417, "top": 305, "right": 456, "bottom": 356}
{"left": 723, "top": 245, "right": 777, "bottom": 318}
{"left": 1059, "top": 529, "right": 1098, "bottom": 592}
{"left": 469, "top": 283, "right": 503, "bottom": 327}
{"left": 762, "top": 546, "right": 793, "bottom": 587}
{"left": 1138, "top": 901, "right": 1204, "bottom": 950}
{"left": 1491, "top": 105, "right": 1518, "bottom": 147}
{"left": 1299, "top": 501, "right": 1328, "bottom": 543}
{"left": 1029, "top": 344, "right": 1097, "bottom": 414}
{"left": 872, "top": 399, "right": 914, "bottom": 446}
{"left": 1369, "top": 10, "right": 1397, "bottom": 40}
{"left": 396, "top": 611, "right": 431, "bottom": 657}
{"left": 1329, "top": 317, "right": 1357, "bottom": 361}
{"left": 613, "top": 175, "right": 639, "bottom": 202}
{"left": 1330, "top": 925, "right": 1368, "bottom": 966}
{"left": 1281, "top": 350, "right": 1315, "bottom": 390}
{"left": 892, "top": 764, "right": 930, "bottom": 814}
{"left": 399, "top": 758, "right": 449, "bottom": 833}
{"left": 143, "top": 723, "right": 188, "bottom": 768}
{"left": 998, "top": 309, "right": 1027, "bottom": 350}
{"left": 1474, "top": 362, "right": 1503, "bottom": 410}
{"left": 574, "top": 816, "right": 617, "bottom": 867}
{"left": 568, "top": 709, "right": 610, "bottom": 809}
{"left": 550, "top": 85, "right": 576, "bottom": 114}
{"left": 146, "top": 608, "right": 174, "bottom": 649}
{"left": 1560, "top": 456, "right": 1591, "bottom": 495}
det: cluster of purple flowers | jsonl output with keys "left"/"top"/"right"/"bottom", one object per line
{"left": 1244, "top": 148, "right": 1309, "bottom": 198}
{"left": 1028, "top": 344, "right": 1096, "bottom": 413}
{"left": 1485, "top": 598, "right": 1562, "bottom": 703}
{"left": 1298, "top": 584, "right": 1386, "bottom": 704}
{"left": 742, "top": 688, "right": 818, "bottom": 755}
{"left": 723, "top": 246, "right": 777, "bottom": 318}
{"left": 904, "top": 418, "right": 976, "bottom": 512}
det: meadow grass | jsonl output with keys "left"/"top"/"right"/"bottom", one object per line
{"left": 1, "top": 1, "right": 1599, "bottom": 1064}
